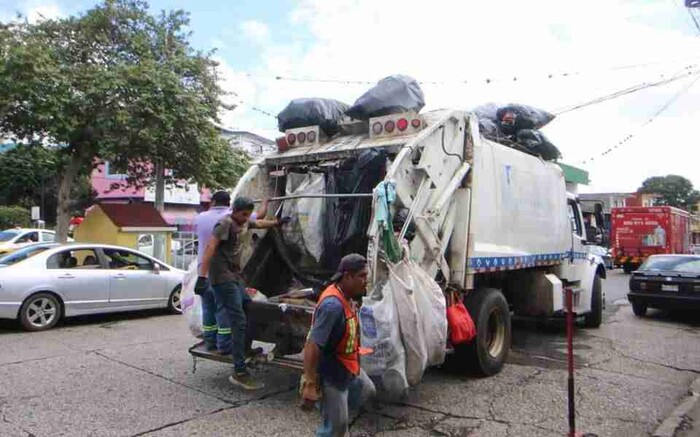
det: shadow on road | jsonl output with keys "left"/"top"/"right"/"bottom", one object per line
{"left": 0, "top": 309, "right": 177, "bottom": 334}
{"left": 638, "top": 308, "right": 700, "bottom": 328}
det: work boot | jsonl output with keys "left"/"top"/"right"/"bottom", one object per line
{"left": 229, "top": 370, "right": 265, "bottom": 390}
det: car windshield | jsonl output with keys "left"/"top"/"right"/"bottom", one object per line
{"left": 640, "top": 256, "right": 700, "bottom": 274}
{"left": 0, "top": 244, "right": 53, "bottom": 266}
{"left": 0, "top": 230, "right": 20, "bottom": 242}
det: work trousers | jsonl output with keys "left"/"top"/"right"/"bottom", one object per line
{"left": 317, "top": 369, "right": 376, "bottom": 437}
{"left": 212, "top": 281, "right": 252, "bottom": 372}
{"left": 200, "top": 285, "right": 227, "bottom": 350}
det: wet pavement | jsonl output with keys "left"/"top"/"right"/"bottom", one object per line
{"left": 0, "top": 270, "right": 698, "bottom": 436}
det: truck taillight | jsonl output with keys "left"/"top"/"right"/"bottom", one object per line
{"left": 298, "top": 132, "right": 307, "bottom": 143}
{"left": 372, "top": 122, "right": 383, "bottom": 135}
{"left": 385, "top": 120, "right": 395, "bottom": 133}
{"left": 397, "top": 118, "right": 408, "bottom": 132}
{"left": 411, "top": 118, "right": 421, "bottom": 128}
{"left": 307, "top": 131, "right": 316, "bottom": 142}
{"left": 287, "top": 133, "right": 296, "bottom": 145}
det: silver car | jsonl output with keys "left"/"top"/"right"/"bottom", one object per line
{"left": 0, "top": 243, "right": 185, "bottom": 331}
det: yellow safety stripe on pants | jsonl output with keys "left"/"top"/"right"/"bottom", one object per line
{"left": 202, "top": 325, "right": 217, "bottom": 332}
{"left": 218, "top": 328, "right": 232, "bottom": 335}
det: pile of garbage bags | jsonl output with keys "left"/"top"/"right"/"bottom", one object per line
{"left": 360, "top": 258, "right": 447, "bottom": 399}
{"left": 277, "top": 75, "right": 425, "bottom": 134}
{"left": 473, "top": 103, "right": 561, "bottom": 161}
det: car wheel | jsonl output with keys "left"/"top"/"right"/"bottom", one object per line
{"left": 19, "top": 293, "right": 62, "bottom": 332}
{"left": 632, "top": 302, "right": 647, "bottom": 317}
{"left": 584, "top": 275, "right": 603, "bottom": 328}
{"left": 456, "top": 288, "right": 511, "bottom": 376}
{"left": 167, "top": 286, "right": 182, "bottom": 315}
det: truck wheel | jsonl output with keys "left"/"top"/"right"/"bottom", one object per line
{"left": 459, "top": 288, "right": 511, "bottom": 376}
{"left": 632, "top": 302, "right": 647, "bottom": 317}
{"left": 584, "top": 275, "right": 603, "bottom": 328}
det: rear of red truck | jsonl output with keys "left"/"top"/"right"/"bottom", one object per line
{"left": 611, "top": 206, "right": 691, "bottom": 273}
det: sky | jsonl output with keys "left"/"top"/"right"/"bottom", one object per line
{"left": 2, "top": 0, "right": 700, "bottom": 194}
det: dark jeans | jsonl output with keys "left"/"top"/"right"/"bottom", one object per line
{"left": 212, "top": 281, "right": 252, "bottom": 372}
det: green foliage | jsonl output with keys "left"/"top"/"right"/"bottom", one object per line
{"left": 0, "top": 0, "right": 244, "bottom": 239}
{"left": 639, "top": 175, "right": 700, "bottom": 212}
{"left": 0, "top": 206, "right": 30, "bottom": 229}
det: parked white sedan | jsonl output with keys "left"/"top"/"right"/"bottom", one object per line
{"left": 0, "top": 243, "right": 185, "bottom": 331}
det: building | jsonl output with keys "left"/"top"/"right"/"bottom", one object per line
{"left": 89, "top": 129, "right": 274, "bottom": 230}
{"left": 76, "top": 203, "right": 176, "bottom": 262}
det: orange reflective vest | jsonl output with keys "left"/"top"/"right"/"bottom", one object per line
{"left": 313, "top": 284, "right": 360, "bottom": 376}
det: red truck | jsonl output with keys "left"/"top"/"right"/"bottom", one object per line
{"left": 611, "top": 206, "right": 692, "bottom": 273}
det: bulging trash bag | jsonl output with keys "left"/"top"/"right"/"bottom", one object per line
{"left": 281, "top": 172, "right": 326, "bottom": 262}
{"left": 181, "top": 260, "right": 202, "bottom": 339}
{"left": 360, "top": 282, "right": 409, "bottom": 399}
{"left": 410, "top": 261, "right": 447, "bottom": 367}
{"left": 277, "top": 98, "right": 349, "bottom": 136}
{"left": 346, "top": 75, "right": 425, "bottom": 120}
{"left": 496, "top": 103, "right": 555, "bottom": 135}
{"left": 389, "top": 260, "right": 428, "bottom": 386}
{"left": 515, "top": 129, "right": 562, "bottom": 161}
{"left": 472, "top": 103, "right": 508, "bottom": 139}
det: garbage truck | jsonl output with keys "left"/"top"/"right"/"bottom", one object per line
{"left": 189, "top": 109, "right": 606, "bottom": 377}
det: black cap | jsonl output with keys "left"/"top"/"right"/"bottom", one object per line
{"left": 331, "top": 253, "right": 367, "bottom": 282}
{"left": 211, "top": 191, "right": 231, "bottom": 207}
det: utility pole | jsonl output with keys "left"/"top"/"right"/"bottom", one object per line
{"left": 153, "top": 160, "right": 166, "bottom": 262}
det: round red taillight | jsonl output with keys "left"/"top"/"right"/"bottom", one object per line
{"left": 307, "top": 131, "right": 316, "bottom": 142}
{"left": 372, "top": 122, "right": 383, "bottom": 135}
{"left": 397, "top": 118, "right": 408, "bottom": 131}
{"left": 411, "top": 119, "right": 421, "bottom": 128}
{"left": 287, "top": 133, "right": 296, "bottom": 145}
{"left": 298, "top": 132, "right": 307, "bottom": 143}
{"left": 385, "top": 120, "right": 395, "bottom": 133}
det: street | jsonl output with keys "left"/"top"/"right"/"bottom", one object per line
{"left": 0, "top": 270, "right": 698, "bottom": 437}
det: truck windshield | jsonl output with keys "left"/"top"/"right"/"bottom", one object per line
{"left": 640, "top": 256, "right": 700, "bottom": 273}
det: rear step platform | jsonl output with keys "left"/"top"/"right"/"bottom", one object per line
{"left": 188, "top": 342, "right": 304, "bottom": 371}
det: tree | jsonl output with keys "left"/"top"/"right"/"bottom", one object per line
{"left": 639, "top": 175, "right": 700, "bottom": 212}
{"left": 0, "top": 144, "right": 95, "bottom": 225}
{"left": 0, "top": 0, "right": 242, "bottom": 241}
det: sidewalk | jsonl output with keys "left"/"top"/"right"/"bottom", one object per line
{"left": 654, "top": 377, "right": 700, "bottom": 437}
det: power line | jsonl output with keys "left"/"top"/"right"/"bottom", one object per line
{"left": 579, "top": 72, "right": 700, "bottom": 165}
{"left": 230, "top": 56, "right": 700, "bottom": 87}
{"left": 553, "top": 66, "right": 699, "bottom": 115}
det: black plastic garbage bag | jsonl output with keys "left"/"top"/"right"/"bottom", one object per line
{"left": 496, "top": 104, "right": 555, "bottom": 135}
{"left": 322, "top": 148, "right": 387, "bottom": 271}
{"left": 515, "top": 129, "right": 561, "bottom": 161}
{"left": 346, "top": 75, "right": 425, "bottom": 120}
{"left": 277, "top": 98, "right": 349, "bottom": 136}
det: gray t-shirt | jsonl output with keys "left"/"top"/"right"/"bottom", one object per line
{"left": 209, "top": 215, "right": 256, "bottom": 285}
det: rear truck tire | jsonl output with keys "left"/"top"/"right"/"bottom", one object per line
{"left": 167, "top": 286, "right": 182, "bottom": 314}
{"left": 458, "top": 288, "right": 511, "bottom": 376}
{"left": 584, "top": 275, "right": 603, "bottom": 328}
{"left": 632, "top": 301, "right": 647, "bottom": 317}
{"left": 19, "top": 292, "right": 62, "bottom": 332}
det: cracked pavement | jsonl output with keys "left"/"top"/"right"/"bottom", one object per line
{"left": 0, "top": 270, "right": 698, "bottom": 436}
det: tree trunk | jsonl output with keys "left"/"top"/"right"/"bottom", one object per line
{"left": 55, "top": 152, "right": 83, "bottom": 243}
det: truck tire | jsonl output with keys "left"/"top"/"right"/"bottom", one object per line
{"left": 584, "top": 275, "right": 603, "bottom": 328}
{"left": 459, "top": 288, "right": 511, "bottom": 376}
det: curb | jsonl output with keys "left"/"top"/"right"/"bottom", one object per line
{"left": 653, "top": 376, "right": 700, "bottom": 437}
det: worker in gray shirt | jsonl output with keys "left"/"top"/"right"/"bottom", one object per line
{"left": 198, "top": 196, "right": 288, "bottom": 390}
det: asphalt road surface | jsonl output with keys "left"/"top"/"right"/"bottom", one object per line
{"left": 0, "top": 270, "right": 698, "bottom": 436}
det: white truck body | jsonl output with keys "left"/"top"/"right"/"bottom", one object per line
{"left": 229, "top": 108, "right": 605, "bottom": 375}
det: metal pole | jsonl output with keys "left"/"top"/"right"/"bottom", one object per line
{"left": 40, "top": 174, "right": 45, "bottom": 221}
{"left": 566, "top": 287, "right": 576, "bottom": 437}
{"left": 252, "top": 193, "right": 374, "bottom": 203}
{"left": 153, "top": 161, "right": 166, "bottom": 262}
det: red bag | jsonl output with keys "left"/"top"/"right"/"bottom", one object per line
{"left": 446, "top": 291, "right": 476, "bottom": 345}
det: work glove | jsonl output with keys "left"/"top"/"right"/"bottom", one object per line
{"left": 299, "top": 374, "right": 321, "bottom": 411}
{"left": 194, "top": 276, "right": 210, "bottom": 295}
